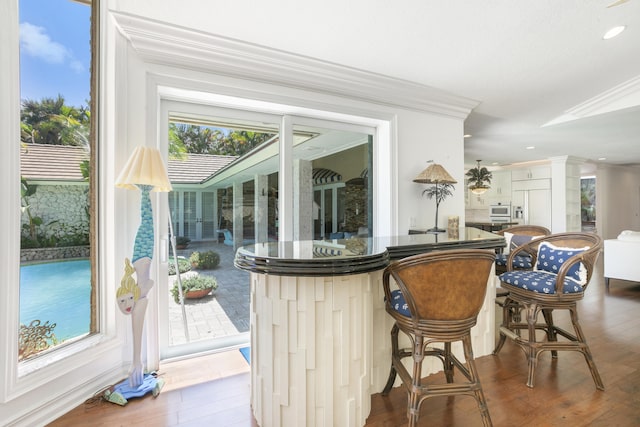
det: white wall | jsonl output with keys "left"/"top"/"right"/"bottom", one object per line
{"left": 396, "top": 109, "right": 464, "bottom": 232}
{"left": 597, "top": 164, "right": 640, "bottom": 239}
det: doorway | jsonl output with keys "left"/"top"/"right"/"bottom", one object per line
{"left": 158, "top": 101, "right": 375, "bottom": 361}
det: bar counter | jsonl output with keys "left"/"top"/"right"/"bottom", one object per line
{"left": 235, "top": 227, "right": 504, "bottom": 427}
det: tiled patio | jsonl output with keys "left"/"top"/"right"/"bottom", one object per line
{"left": 168, "top": 241, "right": 250, "bottom": 346}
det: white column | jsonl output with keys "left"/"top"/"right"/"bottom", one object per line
{"left": 255, "top": 174, "right": 269, "bottom": 243}
{"left": 293, "top": 159, "right": 313, "bottom": 241}
{"left": 233, "top": 181, "right": 244, "bottom": 250}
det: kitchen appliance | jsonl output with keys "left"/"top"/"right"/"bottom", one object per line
{"left": 489, "top": 203, "right": 512, "bottom": 222}
{"left": 511, "top": 188, "right": 551, "bottom": 229}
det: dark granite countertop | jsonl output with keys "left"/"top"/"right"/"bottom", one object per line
{"left": 234, "top": 227, "right": 505, "bottom": 276}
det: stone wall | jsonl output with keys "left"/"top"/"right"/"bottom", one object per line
{"left": 21, "top": 184, "right": 89, "bottom": 240}
{"left": 21, "top": 246, "right": 90, "bottom": 262}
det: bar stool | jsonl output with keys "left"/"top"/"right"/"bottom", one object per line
{"left": 493, "top": 225, "right": 550, "bottom": 353}
{"left": 494, "top": 232, "right": 604, "bottom": 390}
{"left": 381, "top": 249, "right": 495, "bottom": 427}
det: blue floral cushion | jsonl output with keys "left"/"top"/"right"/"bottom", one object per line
{"left": 389, "top": 289, "right": 411, "bottom": 317}
{"left": 495, "top": 253, "right": 533, "bottom": 269}
{"left": 499, "top": 270, "right": 583, "bottom": 294}
{"left": 535, "top": 242, "right": 588, "bottom": 285}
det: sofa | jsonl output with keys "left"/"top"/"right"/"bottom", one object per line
{"left": 604, "top": 230, "right": 640, "bottom": 290}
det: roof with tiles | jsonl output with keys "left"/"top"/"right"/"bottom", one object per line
{"left": 20, "top": 144, "right": 237, "bottom": 184}
{"left": 168, "top": 153, "right": 237, "bottom": 184}
{"left": 20, "top": 144, "right": 88, "bottom": 181}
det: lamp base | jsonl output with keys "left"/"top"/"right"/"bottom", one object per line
{"left": 427, "top": 227, "right": 447, "bottom": 233}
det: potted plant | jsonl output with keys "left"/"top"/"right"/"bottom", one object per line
{"left": 174, "top": 236, "right": 191, "bottom": 249}
{"left": 171, "top": 275, "right": 217, "bottom": 304}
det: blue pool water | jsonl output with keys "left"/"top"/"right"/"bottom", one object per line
{"left": 20, "top": 259, "right": 91, "bottom": 342}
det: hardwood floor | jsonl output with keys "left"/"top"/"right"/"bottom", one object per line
{"left": 49, "top": 265, "right": 640, "bottom": 426}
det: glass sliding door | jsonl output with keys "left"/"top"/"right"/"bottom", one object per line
{"left": 160, "top": 103, "right": 280, "bottom": 359}
{"left": 293, "top": 119, "right": 374, "bottom": 241}
{"left": 158, "top": 102, "right": 376, "bottom": 361}
{"left": 182, "top": 191, "right": 197, "bottom": 240}
{"left": 201, "top": 191, "right": 216, "bottom": 240}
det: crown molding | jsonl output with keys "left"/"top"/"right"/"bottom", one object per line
{"left": 544, "top": 74, "right": 640, "bottom": 126}
{"left": 111, "top": 11, "right": 478, "bottom": 119}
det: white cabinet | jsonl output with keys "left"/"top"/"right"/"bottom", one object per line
{"left": 511, "top": 177, "right": 552, "bottom": 230}
{"left": 465, "top": 170, "right": 511, "bottom": 208}
{"left": 468, "top": 191, "right": 488, "bottom": 208}
{"left": 511, "top": 165, "right": 551, "bottom": 181}
{"left": 487, "top": 170, "right": 511, "bottom": 205}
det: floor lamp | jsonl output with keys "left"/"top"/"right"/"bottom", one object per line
{"left": 110, "top": 146, "right": 173, "bottom": 404}
{"left": 413, "top": 161, "right": 457, "bottom": 233}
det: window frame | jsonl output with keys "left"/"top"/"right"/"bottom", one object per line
{"left": 0, "top": 0, "right": 119, "bottom": 404}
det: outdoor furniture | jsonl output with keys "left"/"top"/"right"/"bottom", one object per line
{"left": 217, "top": 229, "right": 255, "bottom": 247}
{"left": 494, "top": 232, "right": 604, "bottom": 390}
{"left": 381, "top": 249, "right": 495, "bottom": 427}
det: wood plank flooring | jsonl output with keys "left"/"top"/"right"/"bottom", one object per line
{"left": 49, "top": 266, "right": 640, "bottom": 426}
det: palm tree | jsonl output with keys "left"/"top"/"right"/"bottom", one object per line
{"left": 20, "top": 95, "right": 89, "bottom": 146}
{"left": 422, "top": 183, "right": 455, "bottom": 232}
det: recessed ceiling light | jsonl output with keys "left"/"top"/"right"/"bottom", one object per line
{"left": 603, "top": 25, "right": 626, "bottom": 40}
{"left": 463, "top": 134, "right": 472, "bottom": 138}
{"left": 598, "top": 157, "right": 607, "bottom": 161}
{"left": 526, "top": 146, "right": 535, "bottom": 150}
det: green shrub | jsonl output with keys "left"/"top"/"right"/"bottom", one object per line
{"left": 174, "top": 236, "right": 191, "bottom": 248}
{"left": 171, "top": 275, "right": 218, "bottom": 304}
{"left": 168, "top": 257, "right": 191, "bottom": 275}
{"left": 189, "top": 250, "right": 220, "bottom": 269}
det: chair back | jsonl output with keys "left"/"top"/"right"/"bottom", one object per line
{"left": 383, "top": 249, "right": 495, "bottom": 322}
{"left": 495, "top": 225, "right": 551, "bottom": 237}
{"left": 507, "top": 232, "right": 603, "bottom": 290}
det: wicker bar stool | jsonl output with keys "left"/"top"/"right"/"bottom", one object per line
{"left": 493, "top": 225, "right": 550, "bottom": 353}
{"left": 494, "top": 232, "right": 604, "bottom": 390}
{"left": 381, "top": 249, "right": 495, "bottom": 427}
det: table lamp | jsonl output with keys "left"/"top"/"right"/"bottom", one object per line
{"left": 413, "top": 162, "right": 457, "bottom": 233}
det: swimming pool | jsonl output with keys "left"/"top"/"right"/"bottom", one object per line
{"left": 20, "top": 259, "right": 91, "bottom": 342}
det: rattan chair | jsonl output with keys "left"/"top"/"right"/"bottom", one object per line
{"left": 494, "top": 225, "right": 551, "bottom": 276}
{"left": 494, "top": 232, "right": 604, "bottom": 390}
{"left": 381, "top": 249, "right": 495, "bottom": 427}
{"left": 493, "top": 225, "right": 551, "bottom": 350}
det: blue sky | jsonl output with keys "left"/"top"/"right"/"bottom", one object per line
{"left": 19, "top": 0, "right": 91, "bottom": 108}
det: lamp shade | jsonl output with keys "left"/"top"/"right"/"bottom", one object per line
{"left": 413, "top": 163, "right": 457, "bottom": 184}
{"left": 115, "top": 146, "right": 172, "bottom": 192}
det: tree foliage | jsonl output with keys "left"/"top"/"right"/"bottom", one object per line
{"left": 168, "top": 123, "right": 275, "bottom": 157}
{"left": 20, "top": 95, "right": 90, "bottom": 146}
{"left": 422, "top": 183, "right": 455, "bottom": 206}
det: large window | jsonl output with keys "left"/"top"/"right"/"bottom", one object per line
{"left": 18, "top": 0, "right": 97, "bottom": 362}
